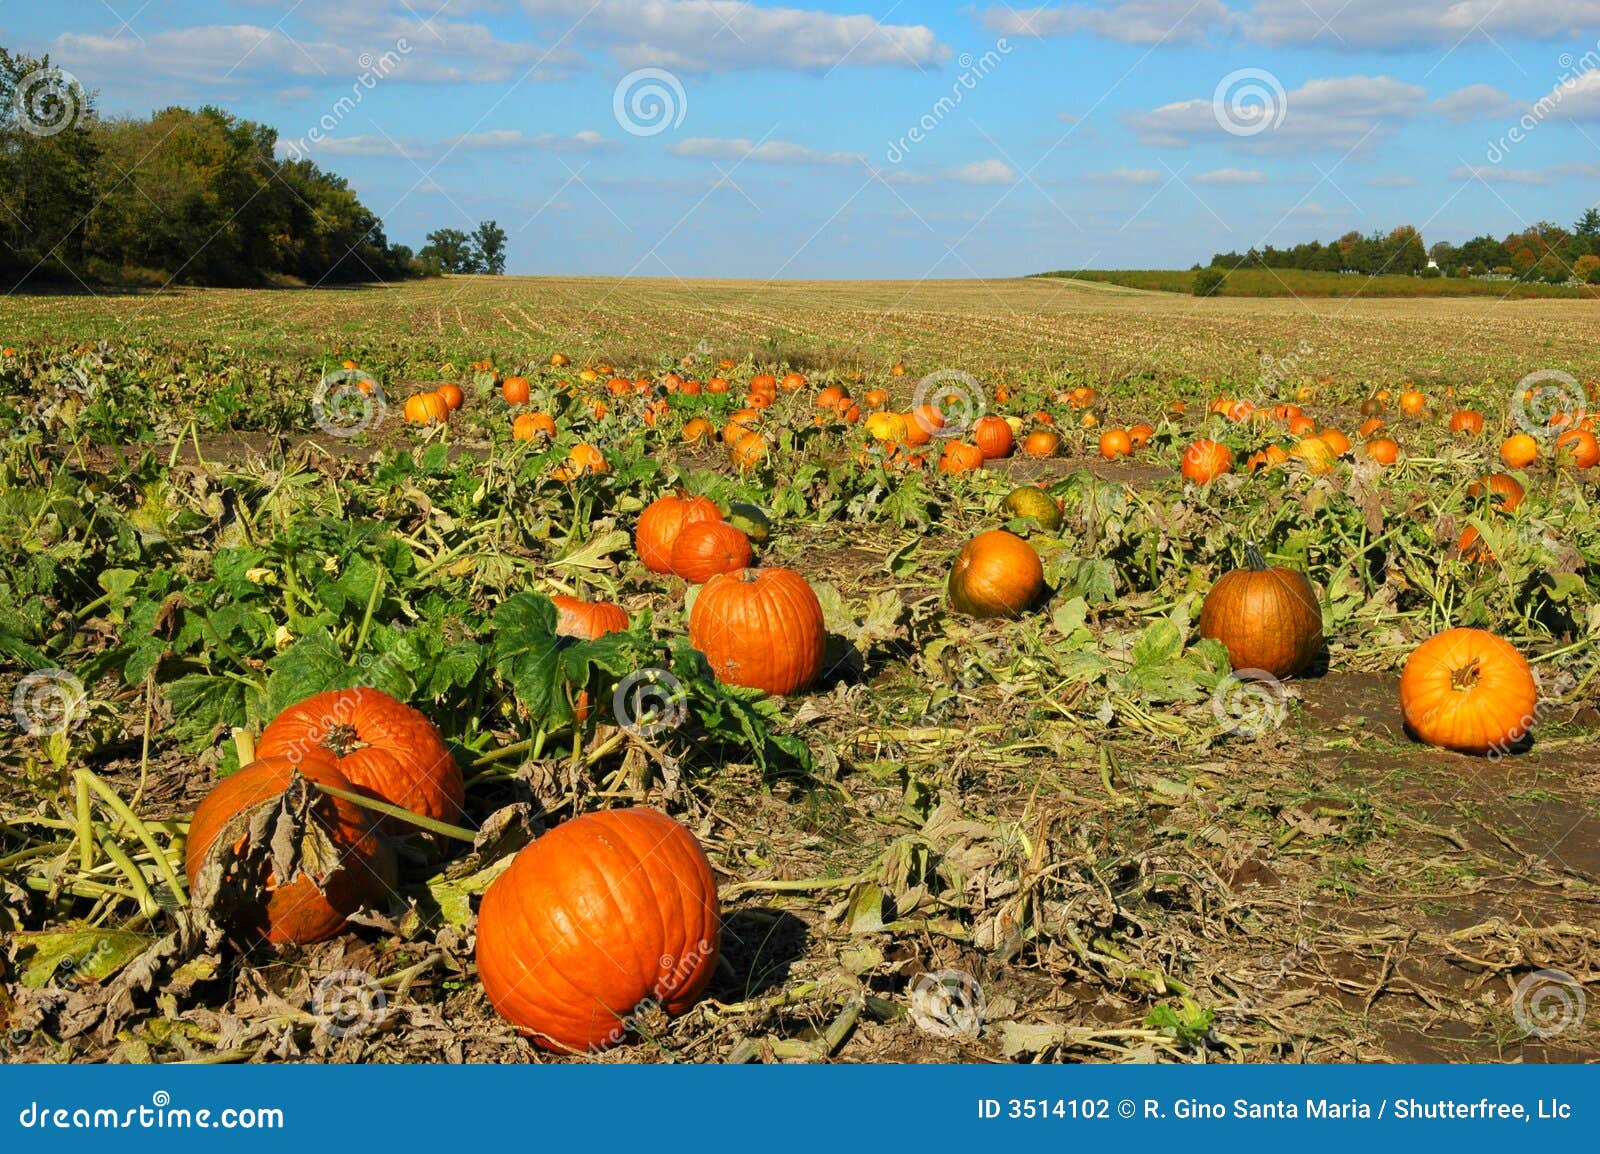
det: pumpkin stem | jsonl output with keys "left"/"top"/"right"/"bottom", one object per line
{"left": 1244, "top": 541, "right": 1268, "bottom": 570}
{"left": 1449, "top": 659, "right": 1481, "bottom": 691}
{"left": 321, "top": 723, "right": 368, "bottom": 757}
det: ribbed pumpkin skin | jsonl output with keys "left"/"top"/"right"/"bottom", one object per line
{"left": 1002, "top": 486, "right": 1062, "bottom": 531}
{"left": 476, "top": 808, "right": 722, "bottom": 1051}
{"left": 256, "top": 688, "right": 463, "bottom": 826}
{"left": 636, "top": 494, "right": 721, "bottom": 573}
{"left": 688, "top": 568, "right": 826, "bottom": 695}
{"left": 972, "top": 416, "right": 1014, "bottom": 460}
{"left": 551, "top": 595, "right": 630, "bottom": 640}
{"left": 1399, "top": 628, "right": 1538, "bottom": 755}
{"left": 184, "top": 757, "right": 396, "bottom": 945}
{"left": 1198, "top": 549, "right": 1324, "bottom": 678}
{"left": 670, "top": 520, "right": 753, "bottom": 584}
{"left": 948, "top": 530, "right": 1043, "bottom": 618}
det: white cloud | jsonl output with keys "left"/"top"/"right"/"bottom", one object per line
{"left": 289, "top": 129, "right": 612, "bottom": 161}
{"left": 947, "top": 159, "right": 1017, "bottom": 184}
{"left": 1125, "top": 75, "right": 1426, "bottom": 152}
{"left": 1451, "top": 165, "right": 1551, "bottom": 184}
{"left": 1431, "top": 84, "right": 1520, "bottom": 122}
{"left": 1368, "top": 174, "right": 1419, "bottom": 187}
{"left": 1194, "top": 167, "right": 1267, "bottom": 184}
{"left": 1243, "top": 0, "right": 1600, "bottom": 48}
{"left": 1087, "top": 167, "right": 1164, "bottom": 184}
{"left": 981, "top": 0, "right": 1234, "bottom": 45}
{"left": 520, "top": 0, "right": 948, "bottom": 71}
{"left": 668, "top": 137, "right": 865, "bottom": 165}
{"left": 1535, "top": 69, "right": 1600, "bottom": 120}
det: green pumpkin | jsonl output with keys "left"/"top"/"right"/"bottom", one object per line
{"left": 725, "top": 502, "right": 772, "bottom": 544}
{"left": 1000, "top": 486, "right": 1062, "bottom": 532}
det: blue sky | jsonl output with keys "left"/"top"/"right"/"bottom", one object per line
{"left": 10, "top": 1, "right": 1600, "bottom": 277}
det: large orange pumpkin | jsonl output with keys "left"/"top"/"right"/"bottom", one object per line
{"left": 255, "top": 688, "right": 463, "bottom": 826}
{"left": 1022, "top": 428, "right": 1061, "bottom": 458}
{"left": 1198, "top": 543, "right": 1323, "bottom": 678}
{"left": 972, "top": 415, "right": 1014, "bottom": 460}
{"left": 938, "top": 441, "right": 984, "bottom": 474}
{"left": 551, "top": 595, "right": 630, "bottom": 639}
{"left": 502, "top": 376, "right": 531, "bottom": 405}
{"left": 636, "top": 493, "right": 721, "bottom": 574}
{"left": 1181, "top": 439, "right": 1233, "bottom": 484}
{"left": 1399, "top": 628, "right": 1537, "bottom": 755}
{"left": 1500, "top": 433, "right": 1538, "bottom": 468}
{"left": 688, "top": 568, "right": 825, "bottom": 695}
{"left": 404, "top": 392, "right": 449, "bottom": 425}
{"left": 185, "top": 757, "right": 396, "bottom": 945}
{"left": 476, "top": 808, "right": 721, "bottom": 1052}
{"left": 670, "top": 520, "right": 754, "bottom": 583}
{"left": 948, "top": 530, "right": 1044, "bottom": 618}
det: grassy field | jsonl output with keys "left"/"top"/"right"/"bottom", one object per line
{"left": 2, "top": 276, "right": 1597, "bottom": 1065}
{"left": 1041, "top": 267, "right": 1600, "bottom": 300}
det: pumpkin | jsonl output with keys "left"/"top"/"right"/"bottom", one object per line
{"left": 502, "top": 376, "right": 531, "bottom": 405}
{"left": 1357, "top": 417, "right": 1385, "bottom": 438}
{"left": 566, "top": 443, "right": 608, "bottom": 476}
{"left": 551, "top": 595, "right": 629, "bottom": 640}
{"left": 512, "top": 412, "right": 555, "bottom": 441}
{"left": 816, "top": 385, "right": 847, "bottom": 411}
{"left": 1127, "top": 423, "right": 1155, "bottom": 447}
{"left": 902, "top": 408, "right": 938, "bottom": 447}
{"left": 863, "top": 388, "right": 889, "bottom": 410}
{"left": 1181, "top": 439, "right": 1233, "bottom": 484}
{"left": 636, "top": 493, "right": 722, "bottom": 573}
{"left": 681, "top": 416, "right": 715, "bottom": 445}
{"left": 865, "top": 411, "right": 908, "bottom": 444}
{"left": 1290, "top": 436, "right": 1336, "bottom": 475}
{"left": 1399, "top": 628, "right": 1537, "bottom": 755}
{"left": 780, "top": 371, "right": 806, "bottom": 392}
{"left": 1002, "top": 485, "right": 1062, "bottom": 531}
{"left": 1198, "top": 543, "right": 1323, "bottom": 678}
{"left": 1022, "top": 428, "right": 1061, "bottom": 458}
{"left": 1318, "top": 428, "right": 1352, "bottom": 456}
{"left": 750, "top": 373, "right": 778, "bottom": 394}
{"left": 725, "top": 502, "right": 772, "bottom": 544}
{"left": 476, "top": 807, "right": 721, "bottom": 1052}
{"left": 435, "top": 383, "right": 464, "bottom": 411}
{"left": 1287, "top": 415, "right": 1316, "bottom": 437}
{"left": 1359, "top": 396, "right": 1385, "bottom": 416}
{"left": 1098, "top": 428, "right": 1131, "bottom": 460}
{"left": 1556, "top": 428, "right": 1599, "bottom": 468}
{"left": 706, "top": 376, "right": 730, "bottom": 394}
{"left": 404, "top": 392, "right": 448, "bottom": 425}
{"left": 948, "top": 530, "right": 1044, "bottom": 619}
{"left": 1448, "top": 410, "right": 1484, "bottom": 436}
{"left": 671, "top": 520, "right": 754, "bottom": 583}
{"left": 1467, "top": 472, "right": 1524, "bottom": 512}
{"left": 1363, "top": 437, "right": 1400, "bottom": 465}
{"left": 688, "top": 568, "right": 825, "bottom": 695}
{"left": 185, "top": 756, "right": 396, "bottom": 945}
{"left": 938, "top": 441, "right": 984, "bottom": 474}
{"left": 972, "top": 415, "right": 1014, "bottom": 460}
{"left": 1398, "top": 390, "right": 1426, "bottom": 416}
{"left": 890, "top": 362, "right": 907, "bottom": 377}
{"left": 256, "top": 688, "right": 464, "bottom": 826}
{"left": 728, "top": 431, "right": 768, "bottom": 471}
{"left": 1456, "top": 525, "right": 1495, "bottom": 564}
{"left": 1500, "top": 433, "right": 1538, "bottom": 468}
{"left": 550, "top": 352, "right": 570, "bottom": 367}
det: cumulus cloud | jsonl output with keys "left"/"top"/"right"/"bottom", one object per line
{"left": 1086, "top": 167, "right": 1164, "bottom": 184}
{"left": 947, "top": 159, "right": 1018, "bottom": 184}
{"left": 1431, "top": 84, "right": 1520, "bottom": 122}
{"left": 1124, "top": 74, "right": 1426, "bottom": 151}
{"left": 1243, "top": 0, "right": 1600, "bottom": 48}
{"left": 520, "top": 0, "right": 948, "bottom": 71}
{"left": 668, "top": 137, "right": 865, "bottom": 165}
{"left": 1193, "top": 167, "right": 1267, "bottom": 184}
{"left": 980, "top": 0, "right": 1234, "bottom": 44}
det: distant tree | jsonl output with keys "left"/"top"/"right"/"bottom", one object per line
{"left": 1511, "top": 245, "right": 1537, "bottom": 275}
{"left": 1192, "top": 267, "right": 1226, "bottom": 297}
{"left": 1576, "top": 207, "right": 1600, "bottom": 240}
{"left": 419, "top": 227, "right": 478, "bottom": 274}
{"left": 1428, "top": 240, "right": 1455, "bottom": 269}
{"left": 0, "top": 48, "right": 100, "bottom": 280}
{"left": 472, "top": 220, "right": 507, "bottom": 275}
{"left": 1574, "top": 253, "right": 1600, "bottom": 283}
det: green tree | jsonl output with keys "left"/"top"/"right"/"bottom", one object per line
{"left": 419, "top": 227, "right": 477, "bottom": 273}
{"left": 472, "top": 220, "right": 507, "bottom": 275}
{"left": 0, "top": 48, "right": 99, "bottom": 280}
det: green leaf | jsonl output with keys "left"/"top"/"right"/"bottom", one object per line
{"left": 16, "top": 928, "right": 150, "bottom": 989}
{"left": 489, "top": 593, "right": 563, "bottom": 725}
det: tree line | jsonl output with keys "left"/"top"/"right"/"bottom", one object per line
{"left": 0, "top": 47, "right": 507, "bottom": 287}
{"left": 1208, "top": 213, "right": 1600, "bottom": 285}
